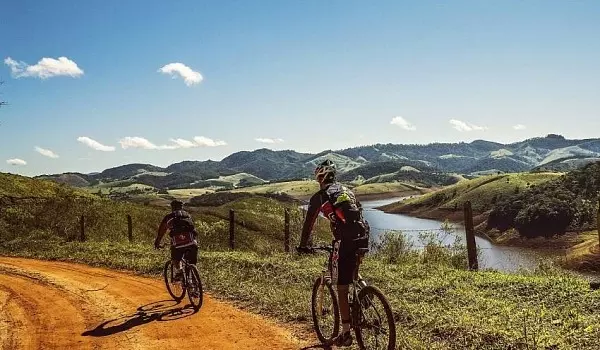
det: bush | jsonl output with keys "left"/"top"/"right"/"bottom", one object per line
{"left": 371, "top": 230, "right": 416, "bottom": 264}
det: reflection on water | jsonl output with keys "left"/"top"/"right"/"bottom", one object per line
{"left": 360, "top": 197, "right": 559, "bottom": 272}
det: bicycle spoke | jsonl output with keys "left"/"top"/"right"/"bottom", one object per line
{"left": 356, "top": 286, "right": 395, "bottom": 350}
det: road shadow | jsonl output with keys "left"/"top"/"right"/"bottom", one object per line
{"left": 300, "top": 343, "right": 333, "bottom": 349}
{"left": 82, "top": 299, "right": 196, "bottom": 337}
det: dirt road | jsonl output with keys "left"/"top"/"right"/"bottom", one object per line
{"left": 0, "top": 257, "right": 311, "bottom": 350}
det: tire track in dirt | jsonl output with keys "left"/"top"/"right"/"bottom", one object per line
{"left": 0, "top": 257, "right": 310, "bottom": 350}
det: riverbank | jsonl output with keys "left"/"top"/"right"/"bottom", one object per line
{"left": 377, "top": 200, "right": 600, "bottom": 273}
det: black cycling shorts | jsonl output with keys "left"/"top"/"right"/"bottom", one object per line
{"left": 330, "top": 239, "right": 357, "bottom": 286}
{"left": 170, "top": 245, "right": 198, "bottom": 265}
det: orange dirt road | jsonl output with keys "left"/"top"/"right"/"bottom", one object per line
{"left": 0, "top": 257, "right": 311, "bottom": 350}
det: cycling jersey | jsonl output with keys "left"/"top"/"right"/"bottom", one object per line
{"left": 300, "top": 182, "right": 368, "bottom": 245}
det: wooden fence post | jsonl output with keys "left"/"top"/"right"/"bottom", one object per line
{"left": 463, "top": 201, "right": 478, "bottom": 271}
{"left": 79, "top": 215, "right": 86, "bottom": 242}
{"left": 284, "top": 208, "right": 290, "bottom": 252}
{"left": 597, "top": 197, "right": 600, "bottom": 246}
{"left": 127, "top": 215, "right": 133, "bottom": 242}
{"left": 229, "top": 209, "right": 235, "bottom": 250}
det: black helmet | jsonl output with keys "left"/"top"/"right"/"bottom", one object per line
{"left": 314, "top": 159, "right": 336, "bottom": 184}
{"left": 170, "top": 200, "right": 184, "bottom": 211}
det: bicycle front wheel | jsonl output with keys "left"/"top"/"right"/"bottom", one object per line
{"left": 163, "top": 260, "right": 185, "bottom": 301}
{"left": 186, "top": 264, "right": 203, "bottom": 311}
{"left": 354, "top": 285, "right": 396, "bottom": 350}
{"left": 311, "top": 277, "right": 340, "bottom": 343}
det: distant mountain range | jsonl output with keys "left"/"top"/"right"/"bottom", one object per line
{"left": 36, "top": 134, "right": 600, "bottom": 190}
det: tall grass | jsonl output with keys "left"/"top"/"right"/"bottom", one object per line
{"left": 1, "top": 236, "right": 599, "bottom": 349}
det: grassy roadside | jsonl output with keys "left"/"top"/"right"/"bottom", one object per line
{"left": 2, "top": 238, "right": 600, "bottom": 349}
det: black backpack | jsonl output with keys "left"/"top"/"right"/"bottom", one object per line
{"left": 169, "top": 210, "right": 195, "bottom": 236}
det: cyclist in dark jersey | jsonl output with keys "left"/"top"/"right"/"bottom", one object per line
{"left": 297, "top": 159, "right": 370, "bottom": 347}
{"left": 154, "top": 200, "right": 199, "bottom": 281}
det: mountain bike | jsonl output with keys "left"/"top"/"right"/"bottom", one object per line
{"left": 309, "top": 244, "right": 396, "bottom": 350}
{"left": 161, "top": 245, "right": 203, "bottom": 311}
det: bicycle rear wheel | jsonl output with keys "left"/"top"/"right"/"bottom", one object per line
{"left": 163, "top": 260, "right": 185, "bottom": 301}
{"left": 186, "top": 264, "right": 203, "bottom": 311}
{"left": 354, "top": 285, "right": 396, "bottom": 350}
{"left": 311, "top": 277, "right": 340, "bottom": 343}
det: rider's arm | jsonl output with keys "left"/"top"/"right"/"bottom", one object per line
{"left": 299, "top": 191, "right": 323, "bottom": 247}
{"left": 154, "top": 214, "right": 171, "bottom": 246}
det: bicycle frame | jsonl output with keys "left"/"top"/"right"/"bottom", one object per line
{"left": 314, "top": 245, "right": 368, "bottom": 327}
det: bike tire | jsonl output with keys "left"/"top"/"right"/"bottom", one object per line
{"left": 186, "top": 264, "right": 204, "bottom": 311}
{"left": 163, "top": 260, "right": 186, "bottom": 301}
{"left": 311, "top": 277, "right": 340, "bottom": 343}
{"left": 354, "top": 285, "right": 396, "bottom": 350}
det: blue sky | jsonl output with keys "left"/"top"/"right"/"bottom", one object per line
{"left": 1, "top": 0, "right": 599, "bottom": 176}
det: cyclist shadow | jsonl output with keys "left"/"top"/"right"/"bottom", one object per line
{"left": 82, "top": 299, "right": 196, "bottom": 337}
{"left": 300, "top": 343, "right": 333, "bottom": 349}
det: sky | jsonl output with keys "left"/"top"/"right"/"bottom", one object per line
{"left": 1, "top": 0, "right": 599, "bottom": 176}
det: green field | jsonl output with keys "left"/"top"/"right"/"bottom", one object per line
{"left": 352, "top": 181, "right": 424, "bottom": 196}
{"left": 383, "top": 172, "right": 561, "bottom": 213}
{"left": 0, "top": 172, "right": 93, "bottom": 198}
{"left": 230, "top": 180, "right": 320, "bottom": 197}
{"left": 2, "top": 237, "right": 600, "bottom": 349}
{"left": 228, "top": 180, "right": 423, "bottom": 199}
{"left": 168, "top": 188, "right": 215, "bottom": 199}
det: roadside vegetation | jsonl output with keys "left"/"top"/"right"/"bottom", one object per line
{"left": 3, "top": 172, "right": 600, "bottom": 348}
{"left": 2, "top": 232, "right": 600, "bottom": 349}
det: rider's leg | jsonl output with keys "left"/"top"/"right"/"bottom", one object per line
{"left": 170, "top": 246, "right": 183, "bottom": 279}
{"left": 187, "top": 244, "right": 199, "bottom": 265}
{"left": 337, "top": 284, "right": 351, "bottom": 332}
{"left": 333, "top": 239, "right": 356, "bottom": 346}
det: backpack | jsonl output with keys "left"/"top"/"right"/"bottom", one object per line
{"left": 169, "top": 210, "right": 197, "bottom": 248}
{"left": 324, "top": 183, "right": 370, "bottom": 250}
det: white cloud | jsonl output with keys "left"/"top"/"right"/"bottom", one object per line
{"left": 6, "top": 158, "right": 26, "bottom": 166}
{"left": 119, "top": 136, "right": 226, "bottom": 150}
{"left": 4, "top": 56, "right": 84, "bottom": 79}
{"left": 193, "top": 136, "right": 227, "bottom": 147}
{"left": 390, "top": 116, "right": 416, "bottom": 131}
{"left": 169, "top": 138, "right": 197, "bottom": 149}
{"left": 158, "top": 63, "right": 203, "bottom": 86}
{"left": 513, "top": 124, "right": 527, "bottom": 130}
{"left": 35, "top": 146, "right": 59, "bottom": 158}
{"left": 255, "top": 138, "right": 285, "bottom": 144}
{"left": 449, "top": 119, "right": 487, "bottom": 132}
{"left": 119, "top": 137, "right": 174, "bottom": 150}
{"left": 77, "top": 136, "right": 116, "bottom": 151}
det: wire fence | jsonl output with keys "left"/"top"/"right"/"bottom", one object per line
{"left": 0, "top": 194, "right": 595, "bottom": 273}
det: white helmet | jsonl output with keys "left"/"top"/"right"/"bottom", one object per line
{"left": 314, "top": 159, "right": 336, "bottom": 184}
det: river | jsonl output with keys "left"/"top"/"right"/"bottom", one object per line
{"left": 361, "top": 197, "right": 560, "bottom": 272}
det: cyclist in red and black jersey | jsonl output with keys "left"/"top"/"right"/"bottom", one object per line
{"left": 154, "top": 200, "right": 199, "bottom": 281}
{"left": 297, "top": 159, "right": 370, "bottom": 347}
